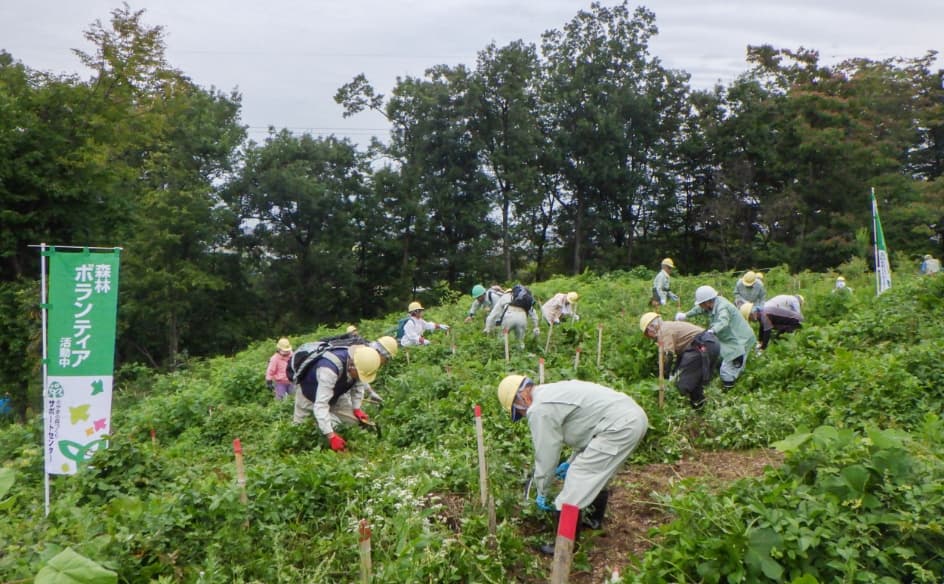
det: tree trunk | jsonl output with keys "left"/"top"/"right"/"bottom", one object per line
{"left": 573, "top": 193, "right": 584, "bottom": 275}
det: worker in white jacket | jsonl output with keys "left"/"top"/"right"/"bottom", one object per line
{"left": 541, "top": 291, "right": 580, "bottom": 325}
{"left": 497, "top": 375, "right": 648, "bottom": 554}
{"left": 765, "top": 294, "right": 804, "bottom": 317}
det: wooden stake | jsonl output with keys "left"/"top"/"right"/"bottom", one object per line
{"left": 233, "top": 438, "right": 248, "bottom": 505}
{"left": 550, "top": 504, "right": 579, "bottom": 583}
{"left": 544, "top": 322, "right": 554, "bottom": 353}
{"left": 538, "top": 357, "right": 545, "bottom": 384}
{"left": 358, "top": 519, "right": 372, "bottom": 583}
{"left": 503, "top": 329, "right": 510, "bottom": 363}
{"left": 474, "top": 405, "right": 488, "bottom": 507}
{"left": 150, "top": 428, "right": 156, "bottom": 448}
{"left": 596, "top": 323, "right": 603, "bottom": 367}
{"left": 574, "top": 348, "right": 581, "bottom": 370}
{"left": 658, "top": 342, "right": 665, "bottom": 409}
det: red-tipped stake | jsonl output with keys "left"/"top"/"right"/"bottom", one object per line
{"left": 596, "top": 323, "right": 603, "bottom": 367}
{"left": 150, "top": 428, "right": 156, "bottom": 448}
{"left": 658, "top": 340, "right": 665, "bottom": 409}
{"left": 474, "top": 405, "right": 488, "bottom": 507}
{"left": 539, "top": 357, "right": 545, "bottom": 384}
{"left": 550, "top": 503, "right": 579, "bottom": 583}
{"left": 574, "top": 348, "right": 581, "bottom": 370}
{"left": 233, "top": 438, "right": 248, "bottom": 505}
{"left": 358, "top": 519, "right": 372, "bottom": 583}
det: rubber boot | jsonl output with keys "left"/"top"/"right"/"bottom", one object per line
{"left": 581, "top": 489, "right": 609, "bottom": 530}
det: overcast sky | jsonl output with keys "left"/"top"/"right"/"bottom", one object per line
{"left": 2, "top": 1, "right": 941, "bottom": 146}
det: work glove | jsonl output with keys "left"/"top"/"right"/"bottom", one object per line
{"left": 266, "top": 380, "right": 274, "bottom": 390}
{"left": 572, "top": 314, "right": 580, "bottom": 321}
{"left": 353, "top": 408, "right": 370, "bottom": 423}
{"left": 533, "top": 327, "right": 540, "bottom": 337}
{"left": 675, "top": 312, "right": 687, "bottom": 321}
{"left": 553, "top": 318, "right": 560, "bottom": 325}
{"left": 438, "top": 323, "right": 450, "bottom": 331}
{"left": 535, "top": 494, "right": 554, "bottom": 512}
{"left": 706, "top": 329, "right": 714, "bottom": 335}
{"left": 555, "top": 461, "right": 570, "bottom": 480}
{"left": 327, "top": 433, "right": 347, "bottom": 452}
{"left": 464, "top": 316, "right": 473, "bottom": 323}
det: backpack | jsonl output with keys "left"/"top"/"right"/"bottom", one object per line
{"left": 317, "top": 331, "right": 366, "bottom": 347}
{"left": 508, "top": 284, "right": 535, "bottom": 311}
{"left": 287, "top": 331, "right": 370, "bottom": 384}
{"left": 394, "top": 316, "right": 410, "bottom": 341}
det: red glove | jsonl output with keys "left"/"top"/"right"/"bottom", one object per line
{"left": 328, "top": 433, "right": 346, "bottom": 452}
{"left": 353, "top": 409, "right": 369, "bottom": 423}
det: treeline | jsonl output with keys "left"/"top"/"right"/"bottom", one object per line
{"left": 1, "top": 3, "right": 942, "bottom": 411}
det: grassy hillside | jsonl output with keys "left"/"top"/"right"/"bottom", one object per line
{"left": 2, "top": 268, "right": 943, "bottom": 582}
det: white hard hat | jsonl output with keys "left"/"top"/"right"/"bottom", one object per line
{"left": 694, "top": 285, "right": 718, "bottom": 305}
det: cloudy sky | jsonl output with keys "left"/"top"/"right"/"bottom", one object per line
{"left": 2, "top": 0, "right": 941, "bottom": 146}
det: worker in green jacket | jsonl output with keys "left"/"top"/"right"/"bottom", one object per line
{"left": 676, "top": 285, "right": 756, "bottom": 390}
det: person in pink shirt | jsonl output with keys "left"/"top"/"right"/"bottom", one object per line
{"left": 266, "top": 338, "right": 294, "bottom": 400}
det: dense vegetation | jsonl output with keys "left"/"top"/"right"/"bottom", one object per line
{"left": 1, "top": 3, "right": 943, "bottom": 420}
{"left": 2, "top": 269, "right": 942, "bottom": 582}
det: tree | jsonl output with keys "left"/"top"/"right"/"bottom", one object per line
{"left": 223, "top": 131, "right": 369, "bottom": 330}
{"left": 540, "top": 2, "right": 690, "bottom": 272}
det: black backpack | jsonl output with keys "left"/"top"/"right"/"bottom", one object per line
{"left": 508, "top": 284, "right": 535, "bottom": 311}
{"left": 287, "top": 333, "right": 364, "bottom": 384}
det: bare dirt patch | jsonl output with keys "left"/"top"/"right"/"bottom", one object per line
{"left": 561, "top": 448, "right": 784, "bottom": 583}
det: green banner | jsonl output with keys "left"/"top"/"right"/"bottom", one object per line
{"left": 44, "top": 248, "right": 121, "bottom": 475}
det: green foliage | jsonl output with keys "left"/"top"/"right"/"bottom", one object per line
{"left": 34, "top": 548, "right": 117, "bottom": 584}
{"left": 631, "top": 422, "right": 944, "bottom": 583}
{"left": 4, "top": 269, "right": 942, "bottom": 581}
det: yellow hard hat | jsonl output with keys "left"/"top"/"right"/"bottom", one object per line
{"left": 497, "top": 374, "right": 528, "bottom": 420}
{"left": 741, "top": 271, "right": 757, "bottom": 286}
{"left": 566, "top": 291, "right": 579, "bottom": 304}
{"left": 371, "top": 336, "right": 399, "bottom": 361}
{"left": 350, "top": 346, "right": 381, "bottom": 383}
{"left": 755, "top": 271, "right": 764, "bottom": 281}
{"left": 639, "top": 312, "right": 660, "bottom": 333}
{"left": 661, "top": 258, "right": 675, "bottom": 268}
{"left": 837, "top": 276, "right": 846, "bottom": 282}
{"left": 276, "top": 338, "right": 292, "bottom": 352}
{"left": 346, "top": 325, "right": 358, "bottom": 334}
{"left": 739, "top": 302, "right": 754, "bottom": 320}
{"left": 408, "top": 301, "right": 424, "bottom": 313}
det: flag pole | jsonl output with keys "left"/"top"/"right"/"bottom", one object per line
{"left": 872, "top": 187, "right": 880, "bottom": 296}
{"left": 40, "top": 243, "right": 50, "bottom": 516}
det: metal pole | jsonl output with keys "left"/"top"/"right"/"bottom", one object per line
{"left": 40, "top": 243, "right": 50, "bottom": 516}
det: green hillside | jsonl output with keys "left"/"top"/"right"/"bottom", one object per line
{"left": 2, "top": 269, "right": 943, "bottom": 583}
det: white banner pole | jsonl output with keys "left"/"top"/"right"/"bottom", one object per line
{"left": 40, "top": 243, "right": 50, "bottom": 516}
